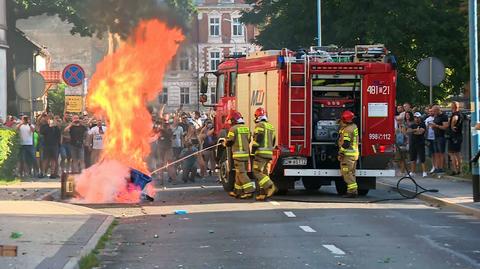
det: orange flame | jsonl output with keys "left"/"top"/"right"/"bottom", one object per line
{"left": 74, "top": 20, "right": 184, "bottom": 203}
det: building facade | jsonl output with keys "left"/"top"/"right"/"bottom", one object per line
{"left": 159, "top": 0, "right": 258, "bottom": 113}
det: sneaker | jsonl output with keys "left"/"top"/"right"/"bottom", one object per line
{"left": 437, "top": 169, "right": 446, "bottom": 174}
{"left": 429, "top": 167, "right": 436, "bottom": 174}
{"left": 37, "top": 173, "right": 45, "bottom": 179}
{"left": 342, "top": 192, "right": 358, "bottom": 198}
{"left": 408, "top": 172, "right": 416, "bottom": 178}
{"left": 422, "top": 172, "right": 428, "bottom": 178}
{"left": 49, "top": 174, "right": 58, "bottom": 179}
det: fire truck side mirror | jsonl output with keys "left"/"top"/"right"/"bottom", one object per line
{"left": 200, "top": 75, "right": 209, "bottom": 94}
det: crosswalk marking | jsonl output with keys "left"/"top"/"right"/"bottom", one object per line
{"left": 284, "top": 211, "right": 296, "bottom": 218}
{"left": 299, "top": 226, "right": 316, "bottom": 233}
{"left": 323, "top": 244, "right": 346, "bottom": 255}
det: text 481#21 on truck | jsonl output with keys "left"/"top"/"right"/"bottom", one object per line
{"left": 200, "top": 44, "right": 397, "bottom": 196}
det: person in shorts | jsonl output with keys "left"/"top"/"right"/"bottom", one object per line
{"left": 448, "top": 102, "right": 463, "bottom": 175}
{"left": 16, "top": 116, "right": 35, "bottom": 177}
{"left": 65, "top": 115, "right": 87, "bottom": 173}
{"left": 395, "top": 117, "right": 408, "bottom": 176}
{"left": 424, "top": 107, "right": 436, "bottom": 173}
{"left": 431, "top": 105, "right": 449, "bottom": 174}
{"left": 40, "top": 118, "right": 61, "bottom": 178}
{"left": 407, "top": 112, "right": 427, "bottom": 177}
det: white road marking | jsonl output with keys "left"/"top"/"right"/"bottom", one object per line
{"left": 323, "top": 244, "right": 346, "bottom": 255}
{"left": 270, "top": 201, "right": 280, "bottom": 206}
{"left": 284, "top": 211, "right": 296, "bottom": 218}
{"left": 299, "top": 226, "right": 316, "bottom": 233}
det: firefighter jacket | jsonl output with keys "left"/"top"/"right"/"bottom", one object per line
{"left": 338, "top": 122, "right": 359, "bottom": 159}
{"left": 227, "top": 124, "right": 251, "bottom": 161}
{"left": 252, "top": 121, "right": 276, "bottom": 159}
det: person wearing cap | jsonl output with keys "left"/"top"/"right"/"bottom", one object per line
{"left": 407, "top": 112, "right": 427, "bottom": 177}
{"left": 338, "top": 110, "right": 359, "bottom": 198}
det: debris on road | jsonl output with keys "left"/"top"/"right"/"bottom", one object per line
{"left": 10, "top": 232, "right": 23, "bottom": 239}
{"left": 174, "top": 210, "right": 188, "bottom": 215}
{"left": 208, "top": 230, "right": 215, "bottom": 234}
{"left": 154, "top": 234, "right": 159, "bottom": 238}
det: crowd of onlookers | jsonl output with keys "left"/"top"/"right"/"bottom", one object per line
{"left": 0, "top": 109, "right": 218, "bottom": 183}
{"left": 0, "top": 113, "right": 105, "bottom": 179}
{"left": 148, "top": 110, "right": 218, "bottom": 184}
{"left": 394, "top": 102, "right": 465, "bottom": 177}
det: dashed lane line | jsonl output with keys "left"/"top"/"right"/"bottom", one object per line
{"left": 299, "top": 226, "right": 316, "bottom": 233}
{"left": 284, "top": 211, "right": 296, "bottom": 218}
{"left": 323, "top": 244, "right": 346, "bottom": 255}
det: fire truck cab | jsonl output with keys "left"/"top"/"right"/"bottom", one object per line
{"left": 200, "top": 45, "right": 397, "bottom": 195}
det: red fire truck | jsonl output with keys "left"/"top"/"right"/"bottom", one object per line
{"left": 200, "top": 45, "right": 397, "bottom": 195}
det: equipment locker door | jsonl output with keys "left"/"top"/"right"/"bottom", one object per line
{"left": 362, "top": 73, "right": 396, "bottom": 156}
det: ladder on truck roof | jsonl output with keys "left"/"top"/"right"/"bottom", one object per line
{"left": 308, "top": 44, "right": 387, "bottom": 63}
{"left": 286, "top": 51, "right": 309, "bottom": 150}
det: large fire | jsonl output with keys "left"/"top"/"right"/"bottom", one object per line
{"left": 74, "top": 20, "right": 184, "bottom": 203}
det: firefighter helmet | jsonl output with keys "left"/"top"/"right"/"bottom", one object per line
{"left": 341, "top": 110, "right": 355, "bottom": 123}
{"left": 254, "top": 107, "right": 266, "bottom": 119}
{"left": 226, "top": 110, "right": 244, "bottom": 124}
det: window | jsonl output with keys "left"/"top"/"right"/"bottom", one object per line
{"left": 210, "top": 87, "right": 216, "bottom": 104}
{"left": 180, "top": 87, "right": 190, "bottom": 104}
{"left": 210, "top": 51, "right": 221, "bottom": 71}
{"left": 232, "top": 17, "right": 244, "bottom": 36}
{"left": 159, "top": 87, "right": 168, "bottom": 104}
{"left": 209, "top": 17, "right": 220, "bottom": 36}
{"left": 229, "top": 72, "right": 237, "bottom": 96}
{"left": 217, "top": 74, "right": 226, "bottom": 97}
{"left": 179, "top": 51, "right": 189, "bottom": 71}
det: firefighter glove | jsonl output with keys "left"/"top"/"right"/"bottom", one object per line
{"left": 225, "top": 139, "right": 234, "bottom": 147}
{"left": 341, "top": 140, "right": 351, "bottom": 149}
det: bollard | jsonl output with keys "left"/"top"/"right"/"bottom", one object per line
{"left": 61, "top": 172, "right": 76, "bottom": 199}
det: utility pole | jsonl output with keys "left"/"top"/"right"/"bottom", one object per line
{"left": 469, "top": 0, "right": 480, "bottom": 202}
{"left": 0, "top": 0, "right": 7, "bottom": 121}
{"left": 317, "top": 0, "right": 321, "bottom": 47}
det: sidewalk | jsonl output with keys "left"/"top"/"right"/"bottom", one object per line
{"left": 0, "top": 201, "right": 113, "bottom": 269}
{"left": 0, "top": 177, "right": 60, "bottom": 201}
{"left": 377, "top": 175, "right": 480, "bottom": 218}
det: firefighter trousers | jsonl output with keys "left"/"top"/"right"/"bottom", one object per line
{"left": 253, "top": 157, "right": 274, "bottom": 195}
{"left": 340, "top": 155, "right": 358, "bottom": 194}
{"left": 233, "top": 160, "right": 255, "bottom": 196}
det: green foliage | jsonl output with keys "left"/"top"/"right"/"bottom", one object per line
{"left": 78, "top": 219, "right": 118, "bottom": 269}
{"left": 0, "top": 128, "right": 20, "bottom": 180}
{"left": 242, "top": 0, "right": 468, "bottom": 106}
{"left": 47, "top": 83, "right": 66, "bottom": 116}
{"left": 11, "top": 0, "right": 197, "bottom": 38}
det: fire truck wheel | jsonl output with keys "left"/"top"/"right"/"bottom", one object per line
{"left": 275, "top": 188, "right": 288, "bottom": 195}
{"left": 358, "top": 189, "right": 369, "bottom": 196}
{"left": 302, "top": 178, "right": 322, "bottom": 191}
{"left": 334, "top": 179, "right": 348, "bottom": 195}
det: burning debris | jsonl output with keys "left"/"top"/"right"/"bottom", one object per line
{"left": 73, "top": 19, "right": 184, "bottom": 203}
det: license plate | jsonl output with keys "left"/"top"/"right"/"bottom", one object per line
{"left": 283, "top": 158, "right": 307, "bottom": 166}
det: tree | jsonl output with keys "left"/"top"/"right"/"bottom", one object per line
{"left": 47, "top": 83, "right": 66, "bottom": 116}
{"left": 242, "top": 0, "right": 469, "bottom": 105}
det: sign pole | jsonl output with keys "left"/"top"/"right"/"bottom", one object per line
{"left": 469, "top": 0, "right": 480, "bottom": 202}
{"left": 317, "top": 0, "right": 321, "bottom": 47}
{"left": 429, "top": 57, "right": 433, "bottom": 104}
{"left": 28, "top": 68, "right": 34, "bottom": 119}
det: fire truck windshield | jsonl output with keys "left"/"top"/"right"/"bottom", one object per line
{"left": 216, "top": 73, "right": 225, "bottom": 97}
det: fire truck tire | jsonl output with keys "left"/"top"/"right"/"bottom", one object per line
{"left": 275, "top": 188, "right": 288, "bottom": 195}
{"left": 302, "top": 178, "right": 322, "bottom": 191}
{"left": 334, "top": 179, "right": 348, "bottom": 195}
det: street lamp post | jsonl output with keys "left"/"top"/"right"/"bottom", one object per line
{"left": 317, "top": 0, "right": 321, "bottom": 47}
{"left": 469, "top": 0, "right": 479, "bottom": 202}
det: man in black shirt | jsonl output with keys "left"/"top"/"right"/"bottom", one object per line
{"left": 431, "top": 105, "right": 449, "bottom": 174}
{"left": 40, "top": 118, "right": 61, "bottom": 178}
{"left": 448, "top": 102, "right": 463, "bottom": 175}
{"left": 407, "top": 112, "right": 427, "bottom": 177}
{"left": 65, "top": 115, "right": 88, "bottom": 173}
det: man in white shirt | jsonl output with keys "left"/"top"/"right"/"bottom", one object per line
{"left": 16, "top": 115, "right": 35, "bottom": 177}
{"left": 424, "top": 108, "right": 436, "bottom": 173}
{"left": 88, "top": 120, "right": 106, "bottom": 164}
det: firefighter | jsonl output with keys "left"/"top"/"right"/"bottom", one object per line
{"left": 338, "top": 110, "right": 359, "bottom": 198}
{"left": 225, "top": 111, "right": 255, "bottom": 199}
{"left": 251, "top": 107, "right": 277, "bottom": 201}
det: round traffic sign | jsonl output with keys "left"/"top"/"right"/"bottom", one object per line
{"left": 62, "top": 64, "right": 85, "bottom": 87}
{"left": 416, "top": 57, "right": 445, "bottom": 87}
{"left": 15, "top": 69, "right": 45, "bottom": 99}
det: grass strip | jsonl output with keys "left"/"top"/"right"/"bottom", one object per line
{"left": 79, "top": 219, "right": 118, "bottom": 269}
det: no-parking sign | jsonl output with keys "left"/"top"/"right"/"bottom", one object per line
{"left": 62, "top": 64, "right": 85, "bottom": 87}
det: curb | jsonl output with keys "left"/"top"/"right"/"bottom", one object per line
{"left": 377, "top": 181, "right": 480, "bottom": 219}
{"left": 62, "top": 215, "right": 115, "bottom": 269}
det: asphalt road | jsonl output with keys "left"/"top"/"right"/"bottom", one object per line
{"left": 91, "top": 177, "right": 480, "bottom": 269}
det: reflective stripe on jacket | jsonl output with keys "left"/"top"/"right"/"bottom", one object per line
{"left": 253, "top": 121, "right": 275, "bottom": 159}
{"left": 227, "top": 124, "right": 251, "bottom": 161}
{"left": 338, "top": 123, "right": 359, "bottom": 158}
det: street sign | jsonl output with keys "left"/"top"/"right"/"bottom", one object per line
{"left": 416, "top": 57, "right": 445, "bottom": 104}
{"left": 64, "top": 86, "right": 83, "bottom": 96}
{"left": 14, "top": 69, "right": 45, "bottom": 99}
{"left": 62, "top": 64, "right": 85, "bottom": 87}
{"left": 18, "top": 99, "right": 44, "bottom": 113}
{"left": 65, "top": 95, "right": 83, "bottom": 113}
